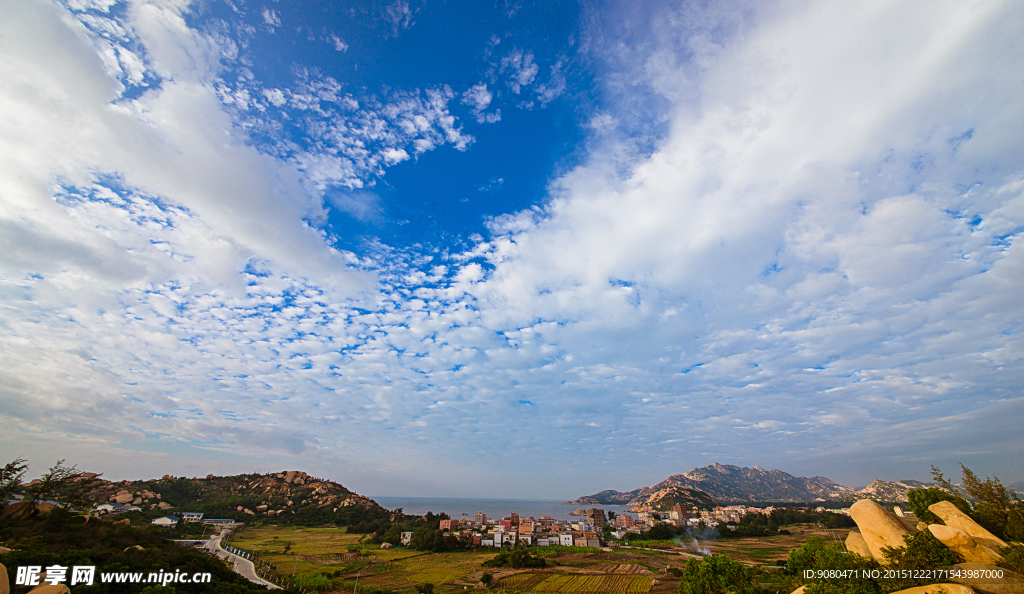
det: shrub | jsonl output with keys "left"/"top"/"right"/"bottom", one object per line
{"left": 677, "top": 554, "right": 761, "bottom": 594}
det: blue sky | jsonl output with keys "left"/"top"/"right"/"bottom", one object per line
{"left": 1, "top": 0, "right": 1023, "bottom": 498}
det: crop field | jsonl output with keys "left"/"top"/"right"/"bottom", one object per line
{"left": 358, "top": 550, "right": 497, "bottom": 588}
{"left": 497, "top": 573, "right": 653, "bottom": 593}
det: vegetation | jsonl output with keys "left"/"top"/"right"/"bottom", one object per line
{"left": 914, "top": 464, "right": 1024, "bottom": 541}
{"left": 0, "top": 457, "right": 28, "bottom": 502}
{"left": 0, "top": 506, "right": 286, "bottom": 593}
{"left": 677, "top": 555, "right": 763, "bottom": 594}
{"left": 482, "top": 541, "right": 547, "bottom": 568}
{"left": 785, "top": 531, "right": 964, "bottom": 594}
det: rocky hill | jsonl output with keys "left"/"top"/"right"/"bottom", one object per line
{"left": 854, "top": 478, "right": 932, "bottom": 501}
{"left": 568, "top": 463, "right": 932, "bottom": 505}
{"left": 84, "top": 470, "right": 389, "bottom": 526}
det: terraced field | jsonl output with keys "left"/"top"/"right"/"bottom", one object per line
{"left": 497, "top": 573, "right": 654, "bottom": 593}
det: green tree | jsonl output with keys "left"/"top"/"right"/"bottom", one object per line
{"left": 930, "top": 464, "right": 1024, "bottom": 541}
{"left": 480, "top": 571, "right": 493, "bottom": 586}
{"left": 416, "top": 583, "right": 434, "bottom": 594}
{"left": 907, "top": 488, "right": 972, "bottom": 524}
{"left": 25, "top": 459, "right": 101, "bottom": 511}
{"left": 0, "top": 457, "right": 27, "bottom": 502}
{"left": 677, "top": 555, "right": 759, "bottom": 594}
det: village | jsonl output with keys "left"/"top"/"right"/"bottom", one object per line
{"left": 396, "top": 504, "right": 793, "bottom": 548}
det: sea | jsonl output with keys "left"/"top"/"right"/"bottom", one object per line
{"left": 370, "top": 497, "right": 638, "bottom": 522}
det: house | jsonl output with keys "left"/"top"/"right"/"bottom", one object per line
{"left": 181, "top": 512, "right": 204, "bottom": 523}
{"left": 401, "top": 532, "right": 413, "bottom": 546}
{"left": 585, "top": 509, "right": 606, "bottom": 528}
{"left": 475, "top": 512, "right": 487, "bottom": 524}
{"left": 439, "top": 519, "right": 459, "bottom": 531}
{"left": 152, "top": 516, "right": 179, "bottom": 527}
{"left": 94, "top": 503, "right": 119, "bottom": 514}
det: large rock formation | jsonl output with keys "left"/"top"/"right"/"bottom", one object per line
{"left": 950, "top": 564, "right": 1024, "bottom": 594}
{"left": 1, "top": 562, "right": 9, "bottom": 594}
{"left": 928, "top": 502, "right": 1007, "bottom": 550}
{"left": 849, "top": 499, "right": 910, "bottom": 561}
{"left": 927, "top": 525, "right": 1004, "bottom": 565}
{"left": 845, "top": 531, "right": 872, "bottom": 557}
{"left": 887, "top": 586, "right": 975, "bottom": 594}
{"left": 26, "top": 585, "right": 71, "bottom": 594}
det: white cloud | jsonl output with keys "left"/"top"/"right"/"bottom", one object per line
{"left": 500, "top": 48, "right": 538, "bottom": 94}
{"left": 261, "top": 8, "right": 280, "bottom": 29}
{"left": 1, "top": 0, "right": 1022, "bottom": 496}
{"left": 331, "top": 35, "right": 348, "bottom": 52}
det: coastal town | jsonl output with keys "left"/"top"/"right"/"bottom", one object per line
{"left": 410, "top": 504, "right": 796, "bottom": 548}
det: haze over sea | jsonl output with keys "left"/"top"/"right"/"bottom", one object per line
{"left": 372, "top": 497, "right": 636, "bottom": 522}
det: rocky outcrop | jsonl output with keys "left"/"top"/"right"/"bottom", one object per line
{"left": 26, "top": 585, "right": 71, "bottom": 594}
{"left": 928, "top": 502, "right": 1007, "bottom": 550}
{"left": 156, "top": 501, "right": 172, "bottom": 510}
{"left": 927, "top": 525, "right": 1003, "bottom": 565}
{"left": 112, "top": 490, "right": 134, "bottom": 504}
{"left": 950, "top": 564, "right": 1024, "bottom": 594}
{"left": 849, "top": 499, "right": 910, "bottom": 561}
{"left": 1, "top": 501, "right": 56, "bottom": 520}
{"left": 845, "top": 531, "right": 872, "bottom": 557}
{"left": 888, "top": 585, "right": 974, "bottom": 594}
{"left": 1, "top": 562, "right": 9, "bottom": 594}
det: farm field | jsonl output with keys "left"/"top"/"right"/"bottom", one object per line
{"left": 497, "top": 573, "right": 653, "bottom": 593}
{"left": 228, "top": 524, "right": 832, "bottom": 593}
{"left": 702, "top": 524, "right": 850, "bottom": 564}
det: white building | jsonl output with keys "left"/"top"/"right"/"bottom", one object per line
{"left": 152, "top": 516, "right": 179, "bottom": 527}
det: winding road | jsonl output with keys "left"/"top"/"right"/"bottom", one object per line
{"left": 207, "top": 526, "right": 280, "bottom": 589}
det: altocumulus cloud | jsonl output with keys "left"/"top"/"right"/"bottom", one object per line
{"left": 0, "top": 0, "right": 1022, "bottom": 497}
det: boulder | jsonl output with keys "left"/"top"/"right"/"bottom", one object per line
{"left": 26, "top": 585, "right": 70, "bottom": 594}
{"left": 237, "top": 506, "right": 243, "bottom": 511}
{"left": 284, "top": 471, "right": 300, "bottom": 484}
{"left": 928, "top": 525, "right": 1004, "bottom": 565}
{"left": 139, "top": 490, "right": 156, "bottom": 499}
{"left": 380, "top": 543, "right": 394, "bottom": 549}
{"left": 845, "top": 531, "right": 873, "bottom": 557}
{"left": 131, "top": 497, "right": 142, "bottom": 505}
{"left": 950, "top": 563, "right": 1024, "bottom": 594}
{"left": 849, "top": 499, "right": 910, "bottom": 561}
{"left": 123, "top": 545, "right": 144, "bottom": 552}
{"left": 0, "top": 546, "right": 10, "bottom": 554}
{"left": 789, "top": 587, "right": 806, "bottom": 594}
{"left": 1, "top": 501, "right": 55, "bottom": 520}
{"left": 889, "top": 585, "right": 974, "bottom": 594}
{"left": 157, "top": 502, "right": 172, "bottom": 510}
{"left": 113, "top": 491, "right": 134, "bottom": 504}
{"left": 928, "top": 502, "right": 1007, "bottom": 550}
{"left": 1, "top": 562, "right": 9, "bottom": 594}
{"left": 256, "top": 505, "right": 268, "bottom": 511}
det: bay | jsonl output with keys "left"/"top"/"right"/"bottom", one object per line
{"left": 370, "top": 496, "right": 637, "bottom": 522}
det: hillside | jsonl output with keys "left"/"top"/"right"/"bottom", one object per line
{"left": 568, "top": 463, "right": 932, "bottom": 505}
{"left": 628, "top": 485, "right": 718, "bottom": 512}
{"left": 85, "top": 469, "right": 391, "bottom": 527}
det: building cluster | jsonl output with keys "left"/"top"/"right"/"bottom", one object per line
{"left": 408, "top": 509, "right": 612, "bottom": 548}
{"left": 149, "top": 512, "right": 237, "bottom": 527}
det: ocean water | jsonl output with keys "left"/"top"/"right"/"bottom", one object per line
{"left": 371, "top": 497, "right": 637, "bottom": 522}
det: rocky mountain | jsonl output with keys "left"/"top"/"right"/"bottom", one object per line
{"left": 629, "top": 486, "right": 719, "bottom": 512}
{"left": 84, "top": 470, "right": 388, "bottom": 525}
{"left": 854, "top": 479, "right": 932, "bottom": 502}
{"left": 569, "top": 463, "right": 931, "bottom": 505}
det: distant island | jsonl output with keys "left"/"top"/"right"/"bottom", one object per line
{"left": 566, "top": 463, "right": 933, "bottom": 510}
